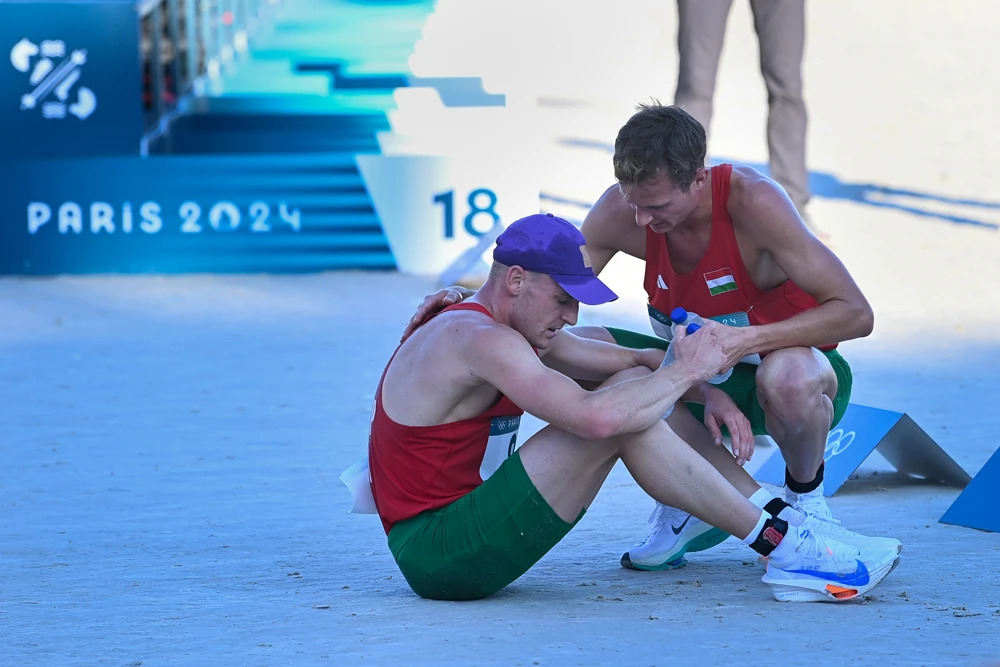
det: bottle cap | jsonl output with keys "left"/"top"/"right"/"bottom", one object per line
{"left": 670, "top": 307, "right": 688, "bottom": 324}
{"left": 686, "top": 323, "right": 701, "bottom": 335}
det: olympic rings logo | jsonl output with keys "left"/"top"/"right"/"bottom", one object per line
{"left": 824, "top": 428, "right": 856, "bottom": 461}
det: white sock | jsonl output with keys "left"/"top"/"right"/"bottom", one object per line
{"left": 739, "top": 509, "right": 769, "bottom": 546}
{"left": 748, "top": 488, "right": 772, "bottom": 509}
{"left": 748, "top": 488, "right": 806, "bottom": 526}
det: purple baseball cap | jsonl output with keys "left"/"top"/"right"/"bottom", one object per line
{"left": 493, "top": 213, "right": 618, "bottom": 305}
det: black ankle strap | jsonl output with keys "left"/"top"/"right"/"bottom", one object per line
{"left": 750, "top": 517, "right": 788, "bottom": 557}
{"left": 764, "top": 497, "right": 792, "bottom": 517}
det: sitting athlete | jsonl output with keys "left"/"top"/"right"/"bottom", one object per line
{"left": 370, "top": 212, "right": 899, "bottom": 602}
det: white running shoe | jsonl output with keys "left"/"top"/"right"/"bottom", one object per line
{"left": 762, "top": 525, "right": 900, "bottom": 602}
{"left": 620, "top": 503, "right": 729, "bottom": 571}
{"left": 785, "top": 483, "right": 836, "bottom": 522}
{"left": 785, "top": 483, "right": 902, "bottom": 555}
{"left": 795, "top": 512, "right": 903, "bottom": 556}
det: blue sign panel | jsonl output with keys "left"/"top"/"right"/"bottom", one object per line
{"left": 756, "top": 404, "right": 903, "bottom": 495}
{"left": 940, "top": 447, "right": 1000, "bottom": 533}
{"left": 0, "top": 154, "right": 395, "bottom": 273}
{"left": 0, "top": 1, "right": 142, "bottom": 157}
{"left": 755, "top": 403, "right": 970, "bottom": 496}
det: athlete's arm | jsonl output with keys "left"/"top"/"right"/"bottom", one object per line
{"left": 540, "top": 329, "right": 664, "bottom": 382}
{"left": 470, "top": 324, "right": 725, "bottom": 439}
{"left": 722, "top": 174, "right": 874, "bottom": 361}
{"left": 580, "top": 185, "right": 647, "bottom": 275}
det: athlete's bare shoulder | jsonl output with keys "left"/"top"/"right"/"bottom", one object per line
{"left": 727, "top": 164, "right": 802, "bottom": 236}
{"left": 728, "top": 164, "right": 780, "bottom": 206}
{"left": 592, "top": 183, "right": 631, "bottom": 213}
{"left": 582, "top": 184, "right": 645, "bottom": 270}
{"left": 411, "top": 305, "right": 505, "bottom": 349}
{"left": 384, "top": 306, "right": 523, "bottom": 425}
{"left": 418, "top": 306, "right": 531, "bottom": 365}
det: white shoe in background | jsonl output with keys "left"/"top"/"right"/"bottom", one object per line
{"left": 620, "top": 502, "right": 729, "bottom": 571}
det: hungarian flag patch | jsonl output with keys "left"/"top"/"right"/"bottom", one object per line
{"left": 704, "top": 268, "right": 737, "bottom": 296}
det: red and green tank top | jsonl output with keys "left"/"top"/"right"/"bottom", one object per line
{"left": 643, "top": 163, "right": 834, "bottom": 353}
{"left": 368, "top": 302, "right": 524, "bottom": 534}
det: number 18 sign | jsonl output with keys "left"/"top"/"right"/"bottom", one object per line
{"left": 356, "top": 154, "right": 539, "bottom": 276}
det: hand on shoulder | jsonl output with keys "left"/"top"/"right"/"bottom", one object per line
{"left": 400, "top": 285, "right": 475, "bottom": 342}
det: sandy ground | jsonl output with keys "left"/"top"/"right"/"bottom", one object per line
{"left": 4, "top": 0, "right": 1000, "bottom": 665}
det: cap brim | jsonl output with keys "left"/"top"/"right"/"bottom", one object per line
{"left": 551, "top": 273, "right": 618, "bottom": 306}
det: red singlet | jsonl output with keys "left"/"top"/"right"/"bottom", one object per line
{"left": 368, "top": 302, "right": 524, "bottom": 534}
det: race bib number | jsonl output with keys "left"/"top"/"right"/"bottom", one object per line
{"left": 481, "top": 415, "right": 521, "bottom": 481}
{"left": 648, "top": 307, "right": 761, "bottom": 364}
{"left": 709, "top": 311, "right": 750, "bottom": 328}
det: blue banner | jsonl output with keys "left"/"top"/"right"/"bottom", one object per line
{"left": 0, "top": 1, "right": 142, "bottom": 157}
{"left": 0, "top": 154, "right": 395, "bottom": 273}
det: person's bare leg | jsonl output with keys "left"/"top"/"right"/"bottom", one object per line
{"left": 518, "top": 418, "right": 761, "bottom": 540}
{"left": 566, "top": 325, "right": 617, "bottom": 344}
{"left": 618, "top": 421, "right": 761, "bottom": 538}
{"left": 666, "top": 402, "right": 760, "bottom": 497}
{"left": 756, "top": 347, "right": 836, "bottom": 483}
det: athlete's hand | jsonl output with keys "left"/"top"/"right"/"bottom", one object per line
{"left": 672, "top": 324, "right": 727, "bottom": 385}
{"left": 400, "top": 286, "right": 474, "bottom": 342}
{"left": 702, "top": 385, "right": 754, "bottom": 466}
{"left": 709, "top": 321, "right": 753, "bottom": 370}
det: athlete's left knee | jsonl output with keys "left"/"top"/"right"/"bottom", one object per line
{"left": 600, "top": 365, "right": 651, "bottom": 389}
{"left": 757, "top": 348, "right": 835, "bottom": 411}
{"left": 565, "top": 325, "right": 616, "bottom": 344}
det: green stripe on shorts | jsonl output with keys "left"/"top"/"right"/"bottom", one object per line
{"left": 387, "top": 449, "right": 583, "bottom": 601}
